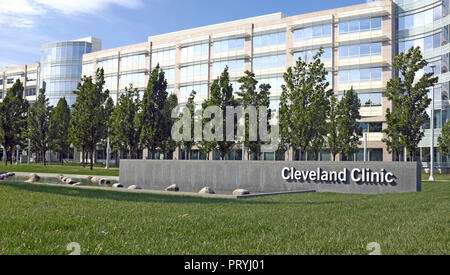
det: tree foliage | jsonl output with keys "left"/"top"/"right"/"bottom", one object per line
{"left": 438, "top": 120, "right": 450, "bottom": 159}
{"left": 383, "top": 46, "right": 438, "bottom": 160}
{"left": 110, "top": 84, "right": 141, "bottom": 159}
{"left": 279, "top": 48, "right": 332, "bottom": 160}
{"left": 236, "top": 70, "right": 271, "bottom": 160}
{"left": 0, "top": 79, "right": 29, "bottom": 166}
{"left": 27, "top": 89, "right": 52, "bottom": 164}
{"left": 138, "top": 65, "right": 169, "bottom": 157}
{"left": 327, "top": 88, "right": 362, "bottom": 161}
{"left": 201, "top": 67, "right": 237, "bottom": 160}
{"left": 69, "top": 68, "right": 110, "bottom": 170}
{"left": 49, "top": 97, "right": 71, "bottom": 164}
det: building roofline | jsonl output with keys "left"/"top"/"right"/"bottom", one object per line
{"left": 148, "top": 12, "right": 285, "bottom": 42}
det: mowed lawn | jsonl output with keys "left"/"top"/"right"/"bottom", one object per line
{"left": 0, "top": 180, "right": 448, "bottom": 255}
{"left": 0, "top": 163, "right": 119, "bottom": 177}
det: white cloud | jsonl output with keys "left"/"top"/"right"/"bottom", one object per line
{"left": 0, "top": 0, "right": 144, "bottom": 30}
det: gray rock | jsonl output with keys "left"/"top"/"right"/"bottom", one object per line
{"left": 73, "top": 182, "right": 83, "bottom": 186}
{"left": 232, "top": 189, "right": 250, "bottom": 196}
{"left": 90, "top": 177, "right": 99, "bottom": 184}
{"left": 199, "top": 187, "right": 215, "bottom": 194}
{"left": 64, "top": 178, "right": 75, "bottom": 185}
{"left": 5, "top": 172, "right": 15, "bottom": 177}
{"left": 112, "top": 183, "right": 123, "bottom": 188}
{"left": 99, "top": 178, "right": 111, "bottom": 185}
{"left": 127, "top": 185, "right": 142, "bottom": 190}
{"left": 165, "top": 184, "right": 179, "bottom": 192}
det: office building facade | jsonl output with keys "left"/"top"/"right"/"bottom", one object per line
{"left": 83, "top": 0, "right": 395, "bottom": 162}
{"left": 2, "top": 0, "right": 450, "bottom": 167}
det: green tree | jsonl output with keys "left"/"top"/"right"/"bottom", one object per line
{"left": 177, "top": 90, "right": 197, "bottom": 160}
{"left": 201, "top": 67, "right": 237, "bottom": 160}
{"left": 69, "top": 68, "right": 110, "bottom": 170}
{"left": 438, "top": 120, "right": 450, "bottom": 161}
{"left": 236, "top": 70, "right": 271, "bottom": 160}
{"left": 48, "top": 97, "right": 71, "bottom": 165}
{"left": 336, "top": 88, "right": 362, "bottom": 160}
{"left": 110, "top": 85, "right": 141, "bottom": 159}
{"left": 27, "top": 89, "right": 52, "bottom": 165}
{"left": 279, "top": 48, "right": 332, "bottom": 160}
{"left": 383, "top": 46, "right": 438, "bottom": 161}
{"left": 327, "top": 95, "right": 340, "bottom": 161}
{"left": 0, "top": 79, "right": 29, "bottom": 166}
{"left": 138, "top": 65, "right": 169, "bottom": 158}
{"left": 159, "top": 93, "right": 179, "bottom": 159}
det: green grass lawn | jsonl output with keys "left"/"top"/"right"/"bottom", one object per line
{"left": 0, "top": 180, "right": 448, "bottom": 255}
{"left": 0, "top": 163, "right": 119, "bottom": 177}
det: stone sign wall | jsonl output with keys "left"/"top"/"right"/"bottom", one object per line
{"left": 119, "top": 160, "right": 421, "bottom": 194}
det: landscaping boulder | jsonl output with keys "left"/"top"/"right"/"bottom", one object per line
{"left": 127, "top": 185, "right": 142, "bottom": 190}
{"left": 232, "top": 189, "right": 250, "bottom": 196}
{"left": 112, "top": 183, "right": 123, "bottom": 188}
{"left": 5, "top": 172, "right": 15, "bottom": 177}
{"left": 0, "top": 174, "right": 5, "bottom": 180}
{"left": 99, "top": 178, "right": 111, "bottom": 185}
{"left": 25, "top": 174, "right": 40, "bottom": 183}
{"left": 90, "top": 177, "right": 99, "bottom": 184}
{"left": 165, "top": 184, "right": 179, "bottom": 192}
{"left": 86, "top": 176, "right": 93, "bottom": 181}
{"left": 199, "top": 187, "right": 215, "bottom": 194}
{"left": 64, "top": 178, "right": 75, "bottom": 185}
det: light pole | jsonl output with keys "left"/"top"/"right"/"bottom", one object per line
{"left": 429, "top": 63, "right": 436, "bottom": 182}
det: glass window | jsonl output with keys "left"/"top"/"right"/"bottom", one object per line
{"left": 253, "top": 31, "right": 286, "bottom": 48}
{"left": 371, "top": 17, "right": 382, "bottom": 30}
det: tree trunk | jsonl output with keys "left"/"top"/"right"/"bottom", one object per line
{"left": 43, "top": 150, "right": 46, "bottom": 166}
{"left": 90, "top": 151, "right": 94, "bottom": 171}
{"left": 4, "top": 148, "right": 7, "bottom": 167}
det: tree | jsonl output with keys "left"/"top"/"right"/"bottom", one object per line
{"left": 327, "top": 95, "right": 340, "bottom": 161}
{"left": 48, "top": 97, "right": 71, "bottom": 165}
{"left": 279, "top": 48, "right": 332, "bottom": 160}
{"left": 236, "top": 70, "right": 271, "bottom": 160}
{"left": 69, "top": 68, "right": 110, "bottom": 170}
{"left": 138, "top": 65, "right": 169, "bottom": 158}
{"left": 159, "top": 93, "right": 178, "bottom": 159}
{"left": 383, "top": 46, "right": 438, "bottom": 161}
{"left": 0, "top": 79, "right": 29, "bottom": 166}
{"left": 110, "top": 84, "right": 141, "bottom": 159}
{"left": 438, "top": 120, "right": 450, "bottom": 161}
{"left": 201, "top": 67, "right": 237, "bottom": 160}
{"left": 27, "top": 89, "right": 52, "bottom": 165}
{"left": 336, "top": 88, "right": 362, "bottom": 160}
{"left": 177, "top": 90, "right": 197, "bottom": 160}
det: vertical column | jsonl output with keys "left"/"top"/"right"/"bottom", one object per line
{"left": 332, "top": 15, "right": 339, "bottom": 94}
{"left": 244, "top": 24, "right": 253, "bottom": 72}
{"left": 208, "top": 35, "right": 212, "bottom": 98}
{"left": 286, "top": 25, "right": 294, "bottom": 69}
{"left": 175, "top": 43, "right": 182, "bottom": 101}
{"left": 24, "top": 65, "right": 27, "bottom": 94}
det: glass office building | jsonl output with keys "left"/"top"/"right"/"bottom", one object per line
{"left": 394, "top": 0, "right": 450, "bottom": 167}
{"left": 5, "top": 1, "right": 450, "bottom": 168}
{"left": 40, "top": 37, "right": 101, "bottom": 106}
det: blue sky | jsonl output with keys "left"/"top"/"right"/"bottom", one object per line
{"left": 0, "top": 0, "right": 365, "bottom": 68}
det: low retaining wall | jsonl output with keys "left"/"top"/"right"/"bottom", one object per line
{"left": 119, "top": 160, "right": 421, "bottom": 194}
